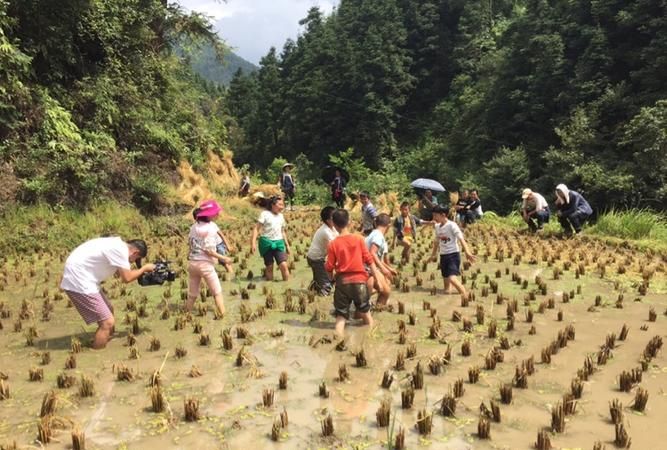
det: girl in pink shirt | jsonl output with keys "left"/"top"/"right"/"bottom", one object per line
{"left": 187, "top": 199, "right": 226, "bottom": 317}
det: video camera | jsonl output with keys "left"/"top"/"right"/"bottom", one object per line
{"left": 138, "top": 261, "right": 177, "bottom": 286}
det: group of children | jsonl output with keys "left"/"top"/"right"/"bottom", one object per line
{"left": 311, "top": 200, "right": 475, "bottom": 336}
{"left": 187, "top": 192, "right": 475, "bottom": 337}
{"left": 186, "top": 195, "right": 292, "bottom": 318}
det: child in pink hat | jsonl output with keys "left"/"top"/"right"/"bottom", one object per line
{"left": 186, "top": 199, "right": 227, "bottom": 316}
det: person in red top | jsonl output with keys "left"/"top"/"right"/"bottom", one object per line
{"left": 325, "top": 209, "right": 378, "bottom": 336}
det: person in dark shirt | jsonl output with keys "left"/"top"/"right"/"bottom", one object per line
{"left": 455, "top": 190, "right": 469, "bottom": 224}
{"left": 463, "top": 189, "right": 483, "bottom": 225}
{"left": 330, "top": 169, "right": 346, "bottom": 208}
{"left": 554, "top": 184, "right": 592, "bottom": 236}
{"left": 279, "top": 164, "right": 296, "bottom": 211}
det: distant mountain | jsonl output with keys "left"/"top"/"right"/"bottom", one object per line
{"left": 188, "top": 45, "right": 258, "bottom": 86}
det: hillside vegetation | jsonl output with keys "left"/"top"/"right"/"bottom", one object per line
{"left": 0, "top": 0, "right": 229, "bottom": 211}
{"left": 0, "top": 0, "right": 665, "bottom": 219}
{"left": 227, "top": 0, "right": 667, "bottom": 214}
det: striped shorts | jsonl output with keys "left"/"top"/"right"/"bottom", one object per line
{"left": 64, "top": 290, "right": 113, "bottom": 325}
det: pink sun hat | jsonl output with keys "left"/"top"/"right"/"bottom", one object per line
{"left": 196, "top": 199, "right": 222, "bottom": 218}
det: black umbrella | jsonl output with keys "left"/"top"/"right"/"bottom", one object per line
{"left": 321, "top": 166, "right": 350, "bottom": 184}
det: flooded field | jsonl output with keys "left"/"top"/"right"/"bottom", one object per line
{"left": 0, "top": 211, "right": 666, "bottom": 449}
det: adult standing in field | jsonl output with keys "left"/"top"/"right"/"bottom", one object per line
{"left": 554, "top": 183, "right": 592, "bottom": 236}
{"left": 251, "top": 195, "right": 291, "bottom": 281}
{"left": 186, "top": 200, "right": 227, "bottom": 317}
{"left": 279, "top": 163, "right": 296, "bottom": 211}
{"left": 521, "top": 188, "right": 550, "bottom": 233}
{"left": 238, "top": 172, "right": 251, "bottom": 197}
{"left": 307, "top": 206, "right": 338, "bottom": 296}
{"left": 418, "top": 189, "right": 438, "bottom": 221}
{"left": 330, "top": 169, "right": 347, "bottom": 208}
{"left": 392, "top": 201, "right": 431, "bottom": 263}
{"left": 60, "top": 238, "right": 155, "bottom": 349}
{"left": 358, "top": 192, "right": 379, "bottom": 236}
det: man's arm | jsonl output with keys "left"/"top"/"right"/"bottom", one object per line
{"left": 118, "top": 264, "right": 155, "bottom": 283}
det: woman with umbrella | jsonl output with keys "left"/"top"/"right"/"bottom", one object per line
{"left": 411, "top": 178, "right": 445, "bottom": 221}
{"left": 323, "top": 166, "right": 348, "bottom": 208}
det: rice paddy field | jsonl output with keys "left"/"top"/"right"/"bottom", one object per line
{"left": 0, "top": 208, "right": 666, "bottom": 449}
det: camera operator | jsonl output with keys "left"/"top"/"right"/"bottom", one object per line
{"left": 60, "top": 237, "right": 155, "bottom": 349}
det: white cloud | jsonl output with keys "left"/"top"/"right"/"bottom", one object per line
{"left": 177, "top": 0, "right": 339, "bottom": 64}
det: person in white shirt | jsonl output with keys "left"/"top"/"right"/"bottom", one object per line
{"left": 307, "top": 206, "right": 338, "bottom": 295}
{"left": 521, "top": 188, "right": 550, "bottom": 233}
{"left": 251, "top": 195, "right": 291, "bottom": 281}
{"left": 60, "top": 237, "right": 155, "bottom": 349}
{"left": 430, "top": 205, "right": 475, "bottom": 298}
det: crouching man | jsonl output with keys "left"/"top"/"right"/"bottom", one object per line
{"left": 60, "top": 237, "right": 155, "bottom": 349}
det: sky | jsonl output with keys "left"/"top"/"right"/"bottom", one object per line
{"left": 177, "top": 0, "right": 339, "bottom": 65}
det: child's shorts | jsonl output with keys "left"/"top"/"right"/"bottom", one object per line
{"left": 440, "top": 252, "right": 461, "bottom": 277}
{"left": 333, "top": 282, "right": 370, "bottom": 319}
{"left": 263, "top": 249, "right": 288, "bottom": 266}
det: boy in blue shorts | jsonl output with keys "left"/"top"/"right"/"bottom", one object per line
{"left": 430, "top": 205, "right": 476, "bottom": 298}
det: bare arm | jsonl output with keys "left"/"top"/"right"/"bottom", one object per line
{"left": 117, "top": 264, "right": 155, "bottom": 283}
{"left": 282, "top": 228, "right": 291, "bottom": 254}
{"left": 250, "top": 223, "right": 261, "bottom": 253}
{"left": 218, "top": 231, "right": 234, "bottom": 252}
{"left": 370, "top": 244, "right": 392, "bottom": 277}
{"left": 458, "top": 236, "right": 476, "bottom": 262}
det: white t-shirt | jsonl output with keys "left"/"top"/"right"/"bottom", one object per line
{"left": 188, "top": 221, "right": 222, "bottom": 263}
{"left": 365, "top": 229, "right": 388, "bottom": 259}
{"left": 307, "top": 224, "right": 338, "bottom": 261}
{"left": 258, "top": 210, "right": 285, "bottom": 241}
{"left": 60, "top": 237, "right": 131, "bottom": 294}
{"left": 435, "top": 221, "right": 463, "bottom": 255}
{"left": 522, "top": 192, "right": 548, "bottom": 212}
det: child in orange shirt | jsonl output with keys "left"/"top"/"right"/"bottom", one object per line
{"left": 325, "top": 209, "right": 379, "bottom": 336}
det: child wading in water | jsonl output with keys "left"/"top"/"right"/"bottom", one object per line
{"left": 251, "top": 195, "right": 291, "bottom": 281}
{"left": 187, "top": 199, "right": 226, "bottom": 317}
{"left": 430, "top": 205, "right": 475, "bottom": 298}
{"left": 325, "top": 209, "right": 378, "bottom": 337}
{"left": 192, "top": 208, "right": 234, "bottom": 274}
{"left": 365, "top": 213, "right": 397, "bottom": 307}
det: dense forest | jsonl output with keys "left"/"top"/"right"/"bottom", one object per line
{"left": 0, "top": 0, "right": 665, "bottom": 215}
{"left": 227, "top": 0, "right": 667, "bottom": 213}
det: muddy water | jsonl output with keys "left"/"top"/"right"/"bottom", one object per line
{"left": 1, "top": 221, "right": 666, "bottom": 449}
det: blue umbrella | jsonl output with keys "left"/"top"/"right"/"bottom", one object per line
{"left": 410, "top": 178, "right": 446, "bottom": 193}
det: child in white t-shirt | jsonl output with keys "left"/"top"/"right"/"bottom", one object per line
{"left": 430, "top": 205, "right": 475, "bottom": 298}
{"left": 250, "top": 195, "right": 291, "bottom": 281}
{"left": 187, "top": 199, "right": 226, "bottom": 316}
{"left": 365, "top": 213, "right": 397, "bottom": 306}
